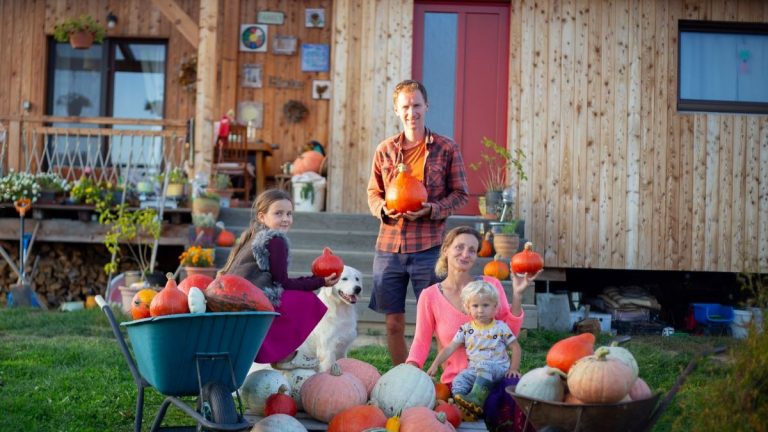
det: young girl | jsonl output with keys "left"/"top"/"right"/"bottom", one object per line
{"left": 220, "top": 189, "right": 340, "bottom": 368}
{"left": 427, "top": 280, "right": 521, "bottom": 416}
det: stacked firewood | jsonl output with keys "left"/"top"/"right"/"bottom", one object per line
{"left": 0, "top": 242, "right": 112, "bottom": 308}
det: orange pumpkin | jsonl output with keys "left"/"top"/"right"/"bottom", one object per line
{"left": 434, "top": 400, "right": 462, "bottom": 428}
{"left": 130, "top": 288, "right": 157, "bottom": 319}
{"left": 328, "top": 404, "right": 388, "bottom": 432}
{"left": 483, "top": 255, "right": 510, "bottom": 280}
{"left": 177, "top": 274, "right": 214, "bottom": 295}
{"left": 216, "top": 229, "right": 236, "bottom": 247}
{"left": 311, "top": 247, "right": 345, "bottom": 278}
{"left": 204, "top": 274, "right": 274, "bottom": 312}
{"left": 477, "top": 232, "right": 494, "bottom": 257}
{"left": 545, "top": 333, "right": 596, "bottom": 374}
{"left": 291, "top": 150, "right": 325, "bottom": 175}
{"left": 434, "top": 379, "right": 451, "bottom": 402}
{"left": 510, "top": 242, "right": 544, "bottom": 277}
{"left": 385, "top": 164, "right": 428, "bottom": 213}
{"left": 149, "top": 273, "right": 190, "bottom": 317}
{"left": 264, "top": 385, "right": 297, "bottom": 417}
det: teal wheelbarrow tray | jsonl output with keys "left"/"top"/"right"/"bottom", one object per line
{"left": 95, "top": 296, "right": 277, "bottom": 432}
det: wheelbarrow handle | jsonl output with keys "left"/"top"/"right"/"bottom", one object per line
{"left": 95, "top": 295, "right": 108, "bottom": 309}
{"left": 14, "top": 198, "right": 32, "bottom": 217}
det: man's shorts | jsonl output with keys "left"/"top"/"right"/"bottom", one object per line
{"left": 368, "top": 246, "right": 440, "bottom": 314}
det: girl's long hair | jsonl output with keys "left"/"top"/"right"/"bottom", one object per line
{"left": 220, "top": 189, "right": 292, "bottom": 274}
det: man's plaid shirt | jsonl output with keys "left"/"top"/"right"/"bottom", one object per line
{"left": 367, "top": 129, "right": 469, "bottom": 253}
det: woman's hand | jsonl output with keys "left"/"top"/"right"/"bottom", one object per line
{"left": 323, "top": 272, "right": 340, "bottom": 287}
{"left": 511, "top": 269, "right": 542, "bottom": 296}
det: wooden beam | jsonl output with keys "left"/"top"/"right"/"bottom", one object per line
{"left": 194, "top": 0, "right": 218, "bottom": 177}
{"left": 150, "top": 0, "right": 199, "bottom": 49}
{"left": 218, "top": 1, "right": 240, "bottom": 117}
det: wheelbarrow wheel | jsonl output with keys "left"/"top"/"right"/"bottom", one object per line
{"left": 199, "top": 382, "right": 238, "bottom": 430}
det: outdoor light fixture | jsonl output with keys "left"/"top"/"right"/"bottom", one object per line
{"left": 107, "top": 12, "right": 118, "bottom": 29}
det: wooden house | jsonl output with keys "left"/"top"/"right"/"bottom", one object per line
{"left": 1, "top": 0, "right": 768, "bottom": 276}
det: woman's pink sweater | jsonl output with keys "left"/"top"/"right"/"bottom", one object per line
{"left": 405, "top": 276, "right": 525, "bottom": 385}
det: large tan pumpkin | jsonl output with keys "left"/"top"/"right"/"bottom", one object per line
{"left": 370, "top": 363, "right": 436, "bottom": 417}
{"left": 567, "top": 347, "right": 635, "bottom": 404}
{"left": 336, "top": 357, "right": 381, "bottom": 397}
{"left": 240, "top": 369, "right": 291, "bottom": 415}
{"left": 300, "top": 363, "right": 367, "bottom": 422}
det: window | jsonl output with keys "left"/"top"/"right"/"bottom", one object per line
{"left": 678, "top": 20, "right": 768, "bottom": 114}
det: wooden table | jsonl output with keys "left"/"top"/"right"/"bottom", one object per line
{"left": 247, "top": 139, "right": 274, "bottom": 196}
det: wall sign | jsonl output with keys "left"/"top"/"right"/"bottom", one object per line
{"left": 258, "top": 11, "right": 284, "bottom": 25}
{"left": 301, "top": 44, "right": 330, "bottom": 72}
{"left": 237, "top": 101, "right": 264, "bottom": 129}
{"left": 305, "top": 8, "right": 325, "bottom": 28}
{"left": 268, "top": 76, "right": 304, "bottom": 89}
{"left": 242, "top": 64, "right": 263, "bottom": 88}
{"left": 240, "top": 24, "right": 268, "bottom": 52}
{"left": 312, "top": 80, "right": 331, "bottom": 100}
{"left": 273, "top": 36, "right": 297, "bottom": 55}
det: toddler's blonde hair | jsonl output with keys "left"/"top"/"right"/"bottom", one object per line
{"left": 460, "top": 280, "right": 499, "bottom": 311}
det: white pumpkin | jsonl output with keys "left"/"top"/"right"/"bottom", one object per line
{"left": 250, "top": 413, "right": 307, "bottom": 431}
{"left": 240, "top": 369, "right": 291, "bottom": 415}
{"left": 187, "top": 287, "right": 206, "bottom": 313}
{"left": 515, "top": 366, "right": 567, "bottom": 402}
{"left": 281, "top": 368, "right": 317, "bottom": 411}
{"left": 370, "top": 363, "right": 436, "bottom": 417}
{"left": 601, "top": 344, "right": 640, "bottom": 382}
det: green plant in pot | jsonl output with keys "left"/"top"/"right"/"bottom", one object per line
{"left": 469, "top": 137, "right": 526, "bottom": 219}
{"left": 100, "top": 205, "right": 162, "bottom": 284}
{"left": 53, "top": 15, "right": 106, "bottom": 50}
{"left": 157, "top": 167, "right": 187, "bottom": 198}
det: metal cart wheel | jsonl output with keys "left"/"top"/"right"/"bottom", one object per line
{"left": 199, "top": 382, "right": 239, "bottom": 430}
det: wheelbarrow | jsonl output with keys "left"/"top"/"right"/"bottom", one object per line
{"left": 95, "top": 295, "right": 277, "bottom": 431}
{"left": 506, "top": 346, "right": 725, "bottom": 432}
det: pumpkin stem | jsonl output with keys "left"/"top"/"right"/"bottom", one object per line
{"left": 277, "top": 384, "right": 288, "bottom": 394}
{"left": 545, "top": 367, "right": 568, "bottom": 379}
{"left": 524, "top": 242, "right": 534, "bottom": 251}
{"left": 435, "top": 411, "right": 448, "bottom": 423}
{"left": 595, "top": 346, "right": 611, "bottom": 360}
{"left": 166, "top": 272, "right": 174, "bottom": 281}
{"left": 330, "top": 362, "right": 342, "bottom": 376}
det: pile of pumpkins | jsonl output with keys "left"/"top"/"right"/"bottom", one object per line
{"left": 245, "top": 361, "right": 462, "bottom": 432}
{"left": 515, "top": 333, "right": 653, "bottom": 404}
{"left": 129, "top": 272, "right": 274, "bottom": 320}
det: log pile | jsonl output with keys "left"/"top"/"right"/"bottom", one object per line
{"left": 0, "top": 242, "right": 113, "bottom": 308}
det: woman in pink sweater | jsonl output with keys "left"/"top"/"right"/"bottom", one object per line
{"left": 406, "top": 226, "right": 538, "bottom": 387}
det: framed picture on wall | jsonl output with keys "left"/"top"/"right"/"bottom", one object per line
{"left": 242, "top": 64, "right": 263, "bottom": 88}
{"left": 273, "top": 36, "right": 297, "bottom": 55}
{"left": 240, "top": 24, "right": 268, "bottom": 52}
{"left": 301, "top": 44, "right": 330, "bottom": 72}
{"left": 237, "top": 101, "right": 264, "bottom": 129}
{"left": 312, "top": 80, "right": 331, "bottom": 100}
{"left": 305, "top": 8, "right": 325, "bottom": 28}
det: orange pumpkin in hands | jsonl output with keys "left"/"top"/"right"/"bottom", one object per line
{"left": 150, "top": 273, "right": 190, "bottom": 317}
{"left": 130, "top": 288, "right": 157, "bottom": 319}
{"left": 311, "top": 247, "right": 345, "bottom": 278}
{"left": 385, "top": 164, "right": 428, "bottom": 213}
{"left": 510, "top": 242, "right": 544, "bottom": 277}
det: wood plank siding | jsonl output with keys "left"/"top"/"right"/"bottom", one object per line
{"left": 1, "top": 0, "right": 767, "bottom": 274}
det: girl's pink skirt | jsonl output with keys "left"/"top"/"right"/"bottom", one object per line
{"left": 254, "top": 290, "right": 327, "bottom": 363}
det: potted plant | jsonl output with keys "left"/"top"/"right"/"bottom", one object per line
{"left": 469, "top": 137, "right": 527, "bottom": 219}
{"left": 192, "top": 190, "right": 221, "bottom": 220}
{"left": 206, "top": 173, "right": 233, "bottom": 207}
{"left": 191, "top": 212, "right": 218, "bottom": 247}
{"left": 34, "top": 172, "right": 70, "bottom": 204}
{"left": 489, "top": 220, "right": 523, "bottom": 259}
{"left": 157, "top": 167, "right": 187, "bottom": 198}
{"left": 53, "top": 15, "right": 106, "bottom": 49}
{"left": 0, "top": 171, "right": 41, "bottom": 204}
{"left": 69, "top": 176, "right": 115, "bottom": 218}
{"left": 179, "top": 245, "right": 217, "bottom": 279}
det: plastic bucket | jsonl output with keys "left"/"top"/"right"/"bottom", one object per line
{"left": 731, "top": 309, "right": 752, "bottom": 339}
{"left": 293, "top": 181, "right": 326, "bottom": 211}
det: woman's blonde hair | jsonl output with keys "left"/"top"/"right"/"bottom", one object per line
{"left": 220, "top": 189, "right": 292, "bottom": 273}
{"left": 434, "top": 226, "right": 482, "bottom": 278}
{"left": 460, "top": 280, "right": 499, "bottom": 310}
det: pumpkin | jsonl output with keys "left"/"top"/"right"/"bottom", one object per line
{"left": 601, "top": 343, "right": 640, "bottom": 382}
{"left": 149, "top": 273, "right": 189, "bottom": 317}
{"left": 545, "top": 332, "right": 596, "bottom": 373}
{"left": 216, "top": 228, "right": 236, "bottom": 247}
{"left": 291, "top": 150, "right": 325, "bottom": 175}
{"left": 385, "top": 414, "right": 400, "bottom": 432}
{"left": 264, "top": 385, "right": 298, "bottom": 417}
{"left": 187, "top": 287, "right": 206, "bottom": 314}
{"left": 563, "top": 392, "right": 586, "bottom": 404}
{"left": 567, "top": 347, "right": 635, "bottom": 404}
{"left": 371, "top": 363, "right": 436, "bottom": 417}
{"left": 434, "top": 400, "right": 462, "bottom": 428}
{"left": 336, "top": 357, "right": 381, "bottom": 397}
{"left": 483, "top": 255, "right": 510, "bottom": 280}
{"left": 515, "top": 366, "right": 567, "bottom": 402}
{"left": 477, "top": 232, "right": 494, "bottom": 257}
{"left": 385, "top": 164, "right": 428, "bottom": 213}
{"left": 251, "top": 413, "right": 308, "bottom": 432}
{"left": 628, "top": 377, "right": 653, "bottom": 400}
{"left": 130, "top": 288, "right": 157, "bottom": 319}
{"left": 365, "top": 429, "right": 389, "bottom": 432}
{"left": 241, "top": 369, "right": 291, "bottom": 415}
{"left": 311, "top": 247, "right": 345, "bottom": 278}
{"left": 510, "top": 242, "right": 544, "bottom": 277}
{"left": 327, "top": 404, "right": 388, "bottom": 432}
{"left": 300, "top": 363, "right": 368, "bottom": 423}
{"left": 177, "top": 273, "right": 214, "bottom": 295}
{"left": 204, "top": 274, "right": 274, "bottom": 312}
{"left": 281, "top": 368, "right": 317, "bottom": 411}
{"left": 399, "top": 406, "right": 456, "bottom": 432}
{"left": 434, "top": 379, "right": 451, "bottom": 402}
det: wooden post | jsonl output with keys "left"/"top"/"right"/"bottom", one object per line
{"left": 8, "top": 120, "right": 21, "bottom": 172}
{"left": 194, "top": 0, "right": 218, "bottom": 180}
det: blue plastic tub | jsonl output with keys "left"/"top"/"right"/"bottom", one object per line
{"left": 692, "top": 303, "right": 734, "bottom": 325}
{"left": 121, "top": 311, "right": 277, "bottom": 396}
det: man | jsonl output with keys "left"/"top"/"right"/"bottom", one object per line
{"left": 367, "top": 79, "right": 469, "bottom": 364}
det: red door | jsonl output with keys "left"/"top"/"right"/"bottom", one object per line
{"left": 413, "top": 2, "right": 510, "bottom": 215}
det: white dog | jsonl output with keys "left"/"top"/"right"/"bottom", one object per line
{"left": 297, "top": 265, "right": 362, "bottom": 371}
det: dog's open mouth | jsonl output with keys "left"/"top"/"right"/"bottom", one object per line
{"left": 338, "top": 292, "right": 357, "bottom": 304}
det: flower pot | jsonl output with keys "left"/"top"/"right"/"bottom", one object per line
{"left": 184, "top": 266, "right": 218, "bottom": 279}
{"left": 493, "top": 233, "right": 520, "bottom": 259}
{"left": 485, "top": 190, "right": 503, "bottom": 219}
{"left": 119, "top": 283, "right": 143, "bottom": 315}
{"left": 192, "top": 196, "right": 220, "bottom": 220}
{"left": 166, "top": 183, "right": 185, "bottom": 198}
{"left": 136, "top": 181, "right": 154, "bottom": 194}
{"left": 69, "top": 30, "right": 94, "bottom": 49}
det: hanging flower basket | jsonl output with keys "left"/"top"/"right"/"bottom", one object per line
{"left": 68, "top": 30, "right": 95, "bottom": 49}
{"left": 53, "top": 15, "right": 106, "bottom": 50}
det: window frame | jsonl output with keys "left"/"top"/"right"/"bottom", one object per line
{"left": 677, "top": 19, "right": 768, "bottom": 115}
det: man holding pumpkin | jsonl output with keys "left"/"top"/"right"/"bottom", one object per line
{"left": 367, "top": 79, "right": 469, "bottom": 365}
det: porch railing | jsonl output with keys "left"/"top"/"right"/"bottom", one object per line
{"left": 0, "top": 116, "right": 190, "bottom": 184}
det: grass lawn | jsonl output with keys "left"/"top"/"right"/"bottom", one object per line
{"left": 0, "top": 307, "right": 736, "bottom": 431}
